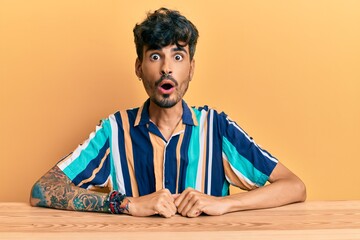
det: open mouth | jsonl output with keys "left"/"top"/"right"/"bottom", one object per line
{"left": 159, "top": 80, "right": 175, "bottom": 90}
{"left": 161, "top": 83, "right": 174, "bottom": 90}
{"left": 158, "top": 80, "right": 176, "bottom": 94}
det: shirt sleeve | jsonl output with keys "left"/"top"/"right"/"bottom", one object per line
{"left": 57, "top": 118, "right": 112, "bottom": 190}
{"left": 219, "top": 112, "right": 278, "bottom": 190}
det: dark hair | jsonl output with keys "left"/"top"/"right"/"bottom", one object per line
{"left": 133, "top": 8, "right": 199, "bottom": 61}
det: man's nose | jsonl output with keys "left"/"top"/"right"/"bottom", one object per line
{"left": 161, "top": 58, "right": 172, "bottom": 75}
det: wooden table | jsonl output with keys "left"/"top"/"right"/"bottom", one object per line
{"left": 0, "top": 201, "right": 359, "bottom": 239}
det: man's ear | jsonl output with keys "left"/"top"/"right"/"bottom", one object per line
{"left": 135, "top": 58, "right": 142, "bottom": 78}
{"left": 189, "top": 59, "right": 195, "bottom": 81}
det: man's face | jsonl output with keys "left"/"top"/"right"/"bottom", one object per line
{"left": 135, "top": 44, "right": 195, "bottom": 108}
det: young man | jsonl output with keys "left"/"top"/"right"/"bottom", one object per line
{"left": 30, "top": 8, "right": 306, "bottom": 218}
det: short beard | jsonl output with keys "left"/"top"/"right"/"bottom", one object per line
{"left": 151, "top": 95, "right": 178, "bottom": 108}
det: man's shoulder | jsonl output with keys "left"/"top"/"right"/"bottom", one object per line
{"left": 188, "top": 105, "right": 232, "bottom": 126}
{"left": 190, "top": 104, "right": 227, "bottom": 117}
{"left": 97, "top": 106, "right": 142, "bottom": 126}
{"left": 108, "top": 106, "right": 141, "bottom": 117}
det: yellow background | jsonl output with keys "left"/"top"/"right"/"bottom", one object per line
{"left": 1, "top": 0, "right": 359, "bottom": 202}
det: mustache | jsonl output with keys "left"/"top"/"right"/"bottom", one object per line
{"left": 155, "top": 73, "right": 178, "bottom": 87}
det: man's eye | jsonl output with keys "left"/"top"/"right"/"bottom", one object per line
{"left": 174, "top": 54, "right": 183, "bottom": 61}
{"left": 150, "top": 54, "right": 160, "bottom": 61}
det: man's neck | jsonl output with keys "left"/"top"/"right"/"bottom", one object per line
{"left": 148, "top": 101, "right": 183, "bottom": 141}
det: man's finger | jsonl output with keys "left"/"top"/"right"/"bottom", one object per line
{"left": 174, "top": 193, "right": 185, "bottom": 207}
{"left": 187, "top": 201, "right": 202, "bottom": 218}
{"left": 172, "top": 194, "right": 180, "bottom": 200}
{"left": 179, "top": 193, "right": 198, "bottom": 216}
{"left": 176, "top": 193, "right": 190, "bottom": 213}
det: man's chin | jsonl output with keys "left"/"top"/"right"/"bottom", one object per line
{"left": 152, "top": 97, "right": 178, "bottom": 109}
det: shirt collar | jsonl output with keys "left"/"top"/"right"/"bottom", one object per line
{"left": 134, "top": 99, "right": 198, "bottom": 127}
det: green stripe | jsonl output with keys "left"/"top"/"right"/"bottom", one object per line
{"left": 63, "top": 120, "right": 110, "bottom": 180}
{"left": 222, "top": 137, "right": 269, "bottom": 186}
{"left": 222, "top": 180, "right": 230, "bottom": 196}
{"left": 109, "top": 155, "right": 118, "bottom": 191}
{"left": 185, "top": 108, "right": 202, "bottom": 189}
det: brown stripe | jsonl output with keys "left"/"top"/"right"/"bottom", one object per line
{"left": 149, "top": 133, "right": 165, "bottom": 191}
{"left": 121, "top": 110, "right": 139, "bottom": 197}
{"left": 222, "top": 158, "right": 256, "bottom": 191}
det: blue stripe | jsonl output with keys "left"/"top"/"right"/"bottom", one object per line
{"left": 138, "top": 99, "right": 151, "bottom": 125}
{"left": 209, "top": 110, "right": 226, "bottom": 196}
{"left": 114, "top": 111, "right": 133, "bottom": 196}
{"left": 148, "top": 122, "right": 165, "bottom": 141}
{"left": 80, "top": 154, "right": 111, "bottom": 189}
{"left": 164, "top": 135, "right": 179, "bottom": 194}
{"left": 182, "top": 100, "right": 196, "bottom": 125}
{"left": 222, "top": 137, "right": 270, "bottom": 186}
{"left": 72, "top": 139, "right": 110, "bottom": 186}
{"left": 128, "top": 109, "right": 156, "bottom": 196}
{"left": 222, "top": 113, "right": 277, "bottom": 177}
{"left": 179, "top": 125, "right": 192, "bottom": 192}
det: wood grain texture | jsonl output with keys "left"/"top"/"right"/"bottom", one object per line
{"left": 1, "top": 201, "right": 360, "bottom": 239}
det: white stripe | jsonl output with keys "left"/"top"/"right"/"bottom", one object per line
{"left": 207, "top": 109, "right": 214, "bottom": 195}
{"left": 226, "top": 117, "right": 278, "bottom": 163}
{"left": 222, "top": 153, "right": 258, "bottom": 188}
{"left": 195, "top": 110, "right": 207, "bottom": 191}
{"left": 162, "top": 139, "right": 167, "bottom": 189}
{"left": 109, "top": 115, "right": 126, "bottom": 194}
{"left": 224, "top": 175, "right": 234, "bottom": 186}
{"left": 58, "top": 125, "right": 103, "bottom": 171}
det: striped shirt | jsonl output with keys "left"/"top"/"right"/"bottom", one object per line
{"left": 58, "top": 99, "right": 278, "bottom": 197}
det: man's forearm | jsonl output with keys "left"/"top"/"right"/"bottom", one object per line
{"left": 224, "top": 176, "right": 306, "bottom": 213}
{"left": 30, "top": 166, "right": 110, "bottom": 213}
{"left": 175, "top": 162, "right": 306, "bottom": 218}
{"left": 223, "top": 162, "right": 306, "bottom": 213}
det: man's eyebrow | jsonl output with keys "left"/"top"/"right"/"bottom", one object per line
{"left": 144, "top": 45, "right": 188, "bottom": 54}
{"left": 172, "top": 46, "right": 188, "bottom": 54}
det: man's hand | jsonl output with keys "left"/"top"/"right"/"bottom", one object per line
{"left": 127, "top": 189, "right": 177, "bottom": 218}
{"left": 174, "top": 188, "right": 229, "bottom": 218}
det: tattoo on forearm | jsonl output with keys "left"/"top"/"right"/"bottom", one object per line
{"left": 31, "top": 166, "right": 110, "bottom": 213}
{"left": 72, "top": 193, "right": 106, "bottom": 211}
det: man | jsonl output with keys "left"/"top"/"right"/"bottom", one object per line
{"left": 30, "top": 8, "right": 306, "bottom": 218}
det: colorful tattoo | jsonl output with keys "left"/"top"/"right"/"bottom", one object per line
{"left": 30, "top": 166, "right": 110, "bottom": 213}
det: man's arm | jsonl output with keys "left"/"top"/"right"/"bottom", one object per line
{"left": 30, "top": 165, "right": 177, "bottom": 217}
{"left": 175, "top": 162, "right": 306, "bottom": 217}
{"left": 30, "top": 165, "right": 110, "bottom": 213}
